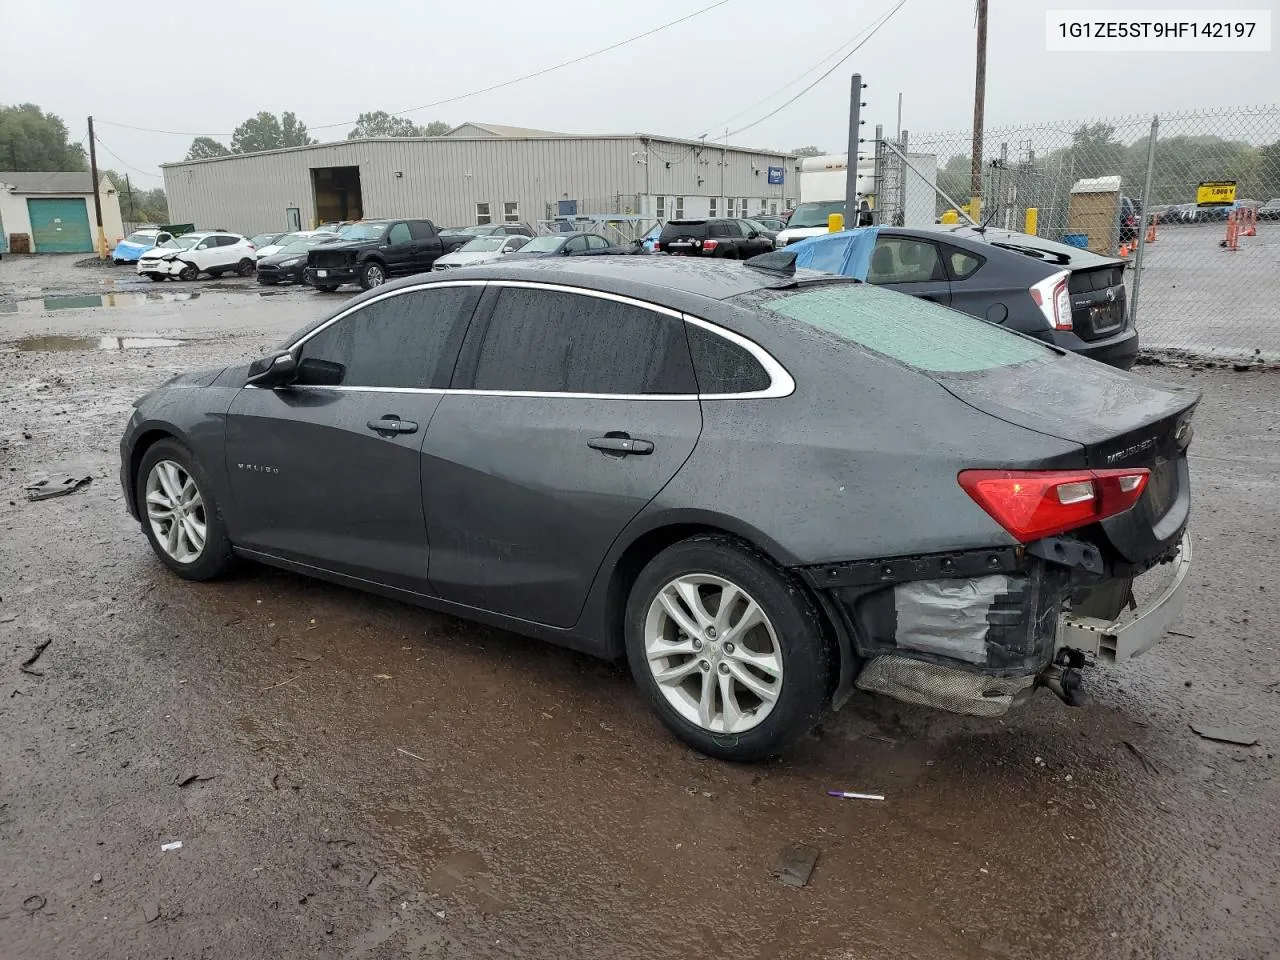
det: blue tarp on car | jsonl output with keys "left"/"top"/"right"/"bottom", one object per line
{"left": 784, "top": 227, "right": 880, "bottom": 280}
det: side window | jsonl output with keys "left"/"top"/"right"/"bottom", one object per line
{"left": 867, "top": 237, "right": 946, "bottom": 283}
{"left": 387, "top": 223, "right": 411, "bottom": 245}
{"left": 194, "top": 237, "right": 212, "bottom": 249}
{"left": 563, "top": 236, "right": 588, "bottom": 253}
{"left": 158, "top": 233, "right": 172, "bottom": 244}
{"left": 586, "top": 235, "right": 611, "bottom": 250}
{"left": 505, "top": 236, "right": 528, "bottom": 251}
{"left": 408, "top": 221, "right": 436, "bottom": 240}
{"left": 299, "top": 287, "right": 477, "bottom": 388}
{"left": 709, "top": 221, "right": 731, "bottom": 239}
{"left": 471, "top": 288, "right": 696, "bottom": 395}
{"left": 685, "top": 324, "right": 771, "bottom": 394}
{"left": 945, "top": 247, "right": 985, "bottom": 280}
{"left": 220, "top": 235, "right": 240, "bottom": 247}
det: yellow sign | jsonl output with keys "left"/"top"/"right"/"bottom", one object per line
{"left": 1197, "top": 181, "right": 1237, "bottom": 207}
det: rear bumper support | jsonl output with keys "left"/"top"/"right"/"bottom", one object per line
{"left": 1060, "top": 533, "right": 1193, "bottom": 663}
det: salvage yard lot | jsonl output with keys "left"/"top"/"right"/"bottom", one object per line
{"left": 1, "top": 254, "right": 1278, "bottom": 959}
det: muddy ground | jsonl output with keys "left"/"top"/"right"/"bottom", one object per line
{"left": 1, "top": 255, "right": 1278, "bottom": 959}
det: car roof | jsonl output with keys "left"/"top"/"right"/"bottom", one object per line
{"left": 385, "top": 256, "right": 836, "bottom": 302}
{"left": 890, "top": 225, "right": 1123, "bottom": 268}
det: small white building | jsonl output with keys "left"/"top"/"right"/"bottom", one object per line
{"left": 0, "top": 172, "right": 124, "bottom": 253}
{"left": 162, "top": 123, "right": 797, "bottom": 236}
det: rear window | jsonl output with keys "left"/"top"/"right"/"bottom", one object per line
{"left": 750, "top": 283, "right": 1052, "bottom": 374}
{"left": 125, "top": 232, "right": 157, "bottom": 245}
{"left": 660, "top": 221, "right": 708, "bottom": 240}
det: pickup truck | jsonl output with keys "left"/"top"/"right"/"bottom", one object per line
{"left": 303, "top": 219, "right": 470, "bottom": 291}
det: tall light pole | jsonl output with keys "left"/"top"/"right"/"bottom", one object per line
{"left": 970, "top": 0, "right": 988, "bottom": 220}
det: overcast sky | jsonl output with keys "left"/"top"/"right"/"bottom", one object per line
{"left": 3, "top": 0, "right": 1277, "bottom": 182}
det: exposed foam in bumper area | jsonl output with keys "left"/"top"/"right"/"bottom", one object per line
{"left": 855, "top": 654, "right": 1038, "bottom": 717}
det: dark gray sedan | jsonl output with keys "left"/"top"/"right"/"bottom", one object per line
{"left": 120, "top": 258, "right": 1196, "bottom": 760}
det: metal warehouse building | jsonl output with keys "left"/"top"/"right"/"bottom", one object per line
{"left": 162, "top": 122, "right": 797, "bottom": 235}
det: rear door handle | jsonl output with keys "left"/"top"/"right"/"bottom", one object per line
{"left": 367, "top": 417, "right": 418, "bottom": 435}
{"left": 587, "top": 435, "right": 654, "bottom": 456}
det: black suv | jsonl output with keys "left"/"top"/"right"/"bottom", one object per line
{"left": 656, "top": 219, "right": 773, "bottom": 259}
{"left": 303, "top": 219, "right": 470, "bottom": 291}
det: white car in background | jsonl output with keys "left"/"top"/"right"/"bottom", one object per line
{"left": 432, "top": 234, "right": 529, "bottom": 270}
{"left": 255, "top": 230, "right": 340, "bottom": 260}
{"left": 137, "top": 232, "right": 258, "bottom": 281}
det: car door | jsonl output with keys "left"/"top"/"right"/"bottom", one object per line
{"left": 562, "top": 235, "right": 590, "bottom": 256}
{"left": 382, "top": 222, "right": 414, "bottom": 275}
{"left": 218, "top": 235, "right": 245, "bottom": 269}
{"left": 582, "top": 234, "right": 615, "bottom": 256}
{"left": 189, "top": 236, "right": 218, "bottom": 271}
{"left": 935, "top": 245, "right": 994, "bottom": 322}
{"left": 866, "top": 234, "right": 952, "bottom": 305}
{"left": 223, "top": 283, "right": 482, "bottom": 591}
{"left": 408, "top": 220, "right": 442, "bottom": 272}
{"left": 420, "top": 283, "right": 703, "bottom": 627}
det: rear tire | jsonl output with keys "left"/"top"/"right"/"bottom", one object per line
{"left": 624, "top": 535, "right": 831, "bottom": 761}
{"left": 359, "top": 261, "right": 386, "bottom": 290}
{"left": 136, "top": 439, "right": 235, "bottom": 582}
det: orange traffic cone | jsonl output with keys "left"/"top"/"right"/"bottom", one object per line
{"left": 1242, "top": 208, "right": 1256, "bottom": 237}
{"left": 1145, "top": 213, "right": 1158, "bottom": 243}
{"left": 1119, "top": 241, "right": 1130, "bottom": 256}
{"left": 1221, "top": 211, "right": 1239, "bottom": 251}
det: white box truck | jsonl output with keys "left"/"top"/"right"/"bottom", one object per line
{"left": 776, "top": 154, "right": 877, "bottom": 247}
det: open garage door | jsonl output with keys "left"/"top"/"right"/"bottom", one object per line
{"left": 311, "top": 167, "right": 363, "bottom": 225}
{"left": 27, "top": 198, "right": 93, "bottom": 252}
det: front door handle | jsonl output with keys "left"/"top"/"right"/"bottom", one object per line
{"left": 587, "top": 434, "right": 653, "bottom": 456}
{"left": 367, "top": 417, "right": 418, "bottom": 435}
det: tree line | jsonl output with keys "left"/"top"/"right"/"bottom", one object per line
{"left": 185, "top": 111, "right": 451, "bottom": 160}
{"left": 934, "top": 122, "right": 1280, "bottom": 220}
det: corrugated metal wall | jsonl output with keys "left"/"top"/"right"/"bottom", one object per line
{"left": 163, "top": 137, "right": 795, "bottom": 235}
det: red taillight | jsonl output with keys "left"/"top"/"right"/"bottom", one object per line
{"left": 1029, "top": 271, "right": 1072, "bottom": 331}
{"left": 702, "top": 239, "right": 718, "bottom": 252}
{"left": 958, "top": 468, "right": 1150, "bottom": 542}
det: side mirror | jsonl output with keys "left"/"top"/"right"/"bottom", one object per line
{"left": 295, "top": 357, "right": 345, "bottom": 386}
{"left": 247, "top": 350, "right": 298, "bottom": 388}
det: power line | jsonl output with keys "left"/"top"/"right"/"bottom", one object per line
{"left": 92, "top": 134, "right": 164, "bottom": 180}
{"left": 722, "top": 0, "right": 907, "bottom": 140}
{"left": 97, "top": 0, "right": 733, "bottom": 141}
{"left": 695, "top": 7, "right": 895, "bottom": 140}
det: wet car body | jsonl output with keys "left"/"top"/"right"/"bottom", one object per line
{"left": 119, "top": 258, "right": 1196, "bottom": 759}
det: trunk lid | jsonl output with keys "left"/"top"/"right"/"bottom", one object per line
{"left": 1067, "top": 263, "right": 1127, "bottom": 341}
{"left": 937, "top": 354, "right": 1199, "bottom": 565}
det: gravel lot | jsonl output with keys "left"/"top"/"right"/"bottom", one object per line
{"left": 1, "top": 254, "right": 1278, "bottom": 959}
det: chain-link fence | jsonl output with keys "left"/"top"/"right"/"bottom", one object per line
{"left": 876, "top": 105, "right": 1280, "bottom": 361}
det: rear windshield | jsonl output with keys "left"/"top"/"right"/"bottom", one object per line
{"left": 660, "top": 221, "right": 708, "bottom": 240}
{"left": 519, "top": 235, "right": 566, "bottom": 253}
{"left": 749, "top": 283, "right": 1052, "bottom": 374}
{"left": 461, "top": 237, "right": 505, "bottom": 252}
{"left": 125, "top": 232, "right": 157, "bottom": 245}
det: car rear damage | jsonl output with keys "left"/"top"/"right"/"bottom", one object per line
{"left": 797, "top": 393, "right": 1197, "bottom": 718}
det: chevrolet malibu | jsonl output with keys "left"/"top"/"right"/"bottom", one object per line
{"left": 120, "top": 258, "right": 1196, "bottom": 760}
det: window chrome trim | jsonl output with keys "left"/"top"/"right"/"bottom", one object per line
{"left": 277, "top": 277, "right": 795, "bottom": 401}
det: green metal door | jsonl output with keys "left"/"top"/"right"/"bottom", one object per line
{"left": 27, "top": 198, "right": 93, "bottom": 253}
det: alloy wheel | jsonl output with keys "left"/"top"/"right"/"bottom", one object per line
{"left": 365, "top": 264, "right": 384, "bottom": 287}
{"left": 145, "top": 459, "right": 207, "bottom": 563}
{"left": 643, "top": 573, "right": 783, "bottom": 734}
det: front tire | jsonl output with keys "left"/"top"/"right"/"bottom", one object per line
{"left": 136, "top": 439, "right": 235, "bottom": 581}
{"left": 177, "top": 262, "right": 199, "bottom": 281}
{"left": 236, "top": 258, "right": 255, "bottom": 277}
{"left": 624, "top": 535, "right": 831, "bottom": 761}
{"left": 359, "top": 261, "right": 386, "bottom": 290}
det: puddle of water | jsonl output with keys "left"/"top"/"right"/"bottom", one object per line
{"left": 0, "top": 291, "right": 200, "bottom": 315}
{"left": 13, "top": 335, "right": 185, "bottom": 352}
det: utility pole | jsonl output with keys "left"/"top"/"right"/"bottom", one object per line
{"left": 125, "top": 173, "right": 134, "bottom": 223}
{"left": 970, "top": 0, "right": 988, "bottom": 220}
{"left": 87, "top": 116, "right": 107, "bottom": 258}
{"left": 845, "top": 73, "right": 864, "bottom": 229}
